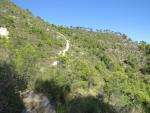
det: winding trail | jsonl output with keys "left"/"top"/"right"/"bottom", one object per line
{"left": 51, "top": 32, "right": 70, "bottom": 66}
{"left": 59, "top": 40, "right": 70, "bottom": 56}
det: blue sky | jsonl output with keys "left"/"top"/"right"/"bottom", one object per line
{"left": 12, "top": 0, "right": 150, "bottom": 43}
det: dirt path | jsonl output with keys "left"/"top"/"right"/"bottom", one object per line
{"left": 51, "top": 32, "right": 70, "bottom": 66}
{"left": 59, "top": 39, "right": 70, "bottom": 56}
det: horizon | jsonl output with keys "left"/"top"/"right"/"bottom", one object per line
{"left": 11, "top": 0, "right": 150, "bottom": 43}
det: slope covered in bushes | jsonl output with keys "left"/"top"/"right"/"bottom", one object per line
{"left": 0, "top": 0, "right": 150, "bottom": 113}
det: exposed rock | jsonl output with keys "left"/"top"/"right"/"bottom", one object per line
{"left": 0, "top": 27, "right": 9, "bottom": 39}
{"left": 20, "top": 91, "right": 56, "bottom": 113}
{"left": 51, "top": 61, "right": 58, "bottom": 66}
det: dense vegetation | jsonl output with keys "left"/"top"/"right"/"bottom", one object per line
{"left": 0, "top": 0, "right": 150, "bottom": 113}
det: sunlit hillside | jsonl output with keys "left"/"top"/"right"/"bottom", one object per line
{"left": 0, "top": 0, "right": 150, "bottom": 113}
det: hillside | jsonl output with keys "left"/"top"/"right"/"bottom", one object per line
{"left": 0, "top": 0, "right": 150, "bottom": 113}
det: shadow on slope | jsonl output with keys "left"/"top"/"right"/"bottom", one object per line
{"left": 69, "top": 95, "right": 117, "bottom": 113}
{"left": 34, "top": 79, "right": 70, "bottom": 103}
{"left": 34, "top": 79, "right": 117, "bottom": 113}
{"left": 0, "top": 61, "right": 25, "bottom": 113}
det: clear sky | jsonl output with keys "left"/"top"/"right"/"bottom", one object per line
{"left": 11, "top": 0, "right": 150, "bottom": 43}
